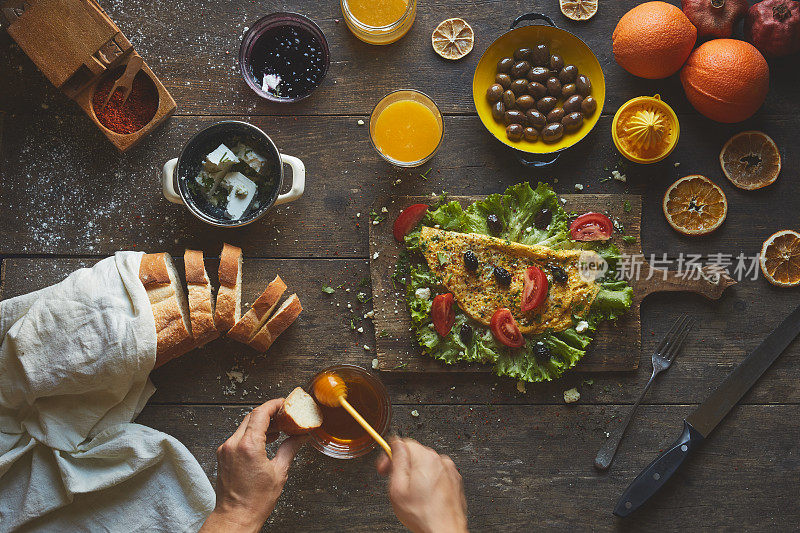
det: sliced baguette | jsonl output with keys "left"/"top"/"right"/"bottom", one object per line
{"left": 248, "top": 294, "right": 303, "bottom": 352}
{"left": 139, "top": 253, "right": 194, "bottom": 368}
{"left": 184, "top": 249, "right": 219, "bottom": 348}
{"left": 228, "top": 275, "right": 287, "bottom": 344}
{"left": 273, "top": 387, "right": 323, "bottom": 435}
{"left": 214, "top": 243, "right": 243, "bottom": 333}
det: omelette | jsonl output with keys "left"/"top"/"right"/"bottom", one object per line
{"left": 419, "top": 227, "right": 600, "bottom": 335}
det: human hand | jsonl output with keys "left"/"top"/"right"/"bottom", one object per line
{"left": 200, "top": 399, "right": 308, "bottom": 533}
{"left": 376, "top": 438, "right": 468, "bottom": 533}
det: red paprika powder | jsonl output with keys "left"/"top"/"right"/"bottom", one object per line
{"left": 92, "top": 70, "right": 158, "bottom": 134}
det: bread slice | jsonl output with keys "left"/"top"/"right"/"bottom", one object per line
{"left": 228, "top": 275, "right": 287, "bottom": 344}
{"left": 248, "top": 294, "right": 302, "bottom": 352}
{"left": 184, "top": 249, "right": 219, "bottom": 348}
{"left": 139, "top": 253, "right": 194, "bottom": 368}
{"left": 274, "top": 387, "right": 323, "bottom": 435}
{"left": 214, "top": 243, "right": 243, "bottom": 333}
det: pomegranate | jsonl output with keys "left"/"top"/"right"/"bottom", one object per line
{"left": 682, "top": 0, "right": 749, "bottom": 38}
{"left": 745, "top": 0, "right": 800, "bottom": 57}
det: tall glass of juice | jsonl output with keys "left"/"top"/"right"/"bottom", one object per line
{"left": 370, "top": 90, "right": 444, "bottom": 168}
{"left": 308, "top": 365, "right": 392, "bottom": 459}
{"left": 340, "top": 0, "right": 416, "bottom": 45}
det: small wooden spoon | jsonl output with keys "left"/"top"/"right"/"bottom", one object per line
{"left": 313, "top": 372, "right": 392, "bottom": 460}
{"left": 102, "top": 54, "right": 144, "bottom": 108}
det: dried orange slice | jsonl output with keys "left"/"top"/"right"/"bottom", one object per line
{"left": 720, "top": 131, "right": 781, "bottom": 190}
{"left": 432, "top": 18, "right": 474, "bottom": 60}
{"left": 760, "top": 230, "right": 800, "bottom": 287}
{"left": 560, "top": 0, "right": 599, "bottom": 21}
{"left": 663, "top": 175, "right": 727, "bottom": 235}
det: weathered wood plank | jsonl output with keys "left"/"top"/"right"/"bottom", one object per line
{"left": 0, "top": 114, "right": 797, "bottom": 257}
{"left": 3, "top": 258, "right": 799, "bottom": 406}
{"left": 135, "top": 403, "right": 800, "bottom": 531}
{"left": 370, "top": 194, "right": 644, "bottom": 373}
{"left": 1, "top": 1, "right": 798, "bottom": 117}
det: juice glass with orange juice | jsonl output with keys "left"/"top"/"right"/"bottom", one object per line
{"left": 341, "top": 0, "right": 416, "bottom": 45}
{"left": 370, "top": 90, "right": 444, "bottom": 167}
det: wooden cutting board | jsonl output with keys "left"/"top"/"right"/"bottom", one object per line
{"left": 369, "top": 194, "right": 735, "bottom": 373}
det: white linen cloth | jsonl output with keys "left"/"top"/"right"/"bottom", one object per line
{"left": 0, "top": 252, "right": 215, "bottom": 532}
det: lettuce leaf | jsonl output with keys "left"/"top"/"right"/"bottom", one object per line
{"left": 402, "top": 182, "right": 633, "bottom": 383}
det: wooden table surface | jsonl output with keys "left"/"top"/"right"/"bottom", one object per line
{"left": 2, "top": 1, "right": 799, "bottom": 530}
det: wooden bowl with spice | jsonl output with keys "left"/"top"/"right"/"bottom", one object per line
{"left": 74, "top": 54, "right": 176, "bottom": 152}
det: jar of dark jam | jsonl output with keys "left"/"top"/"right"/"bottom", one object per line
{"left": 239, "top": 13, "right": 330, "bottom": 102}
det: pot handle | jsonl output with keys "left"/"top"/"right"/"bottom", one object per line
{"left": 511, "top": 13, "right": 556, "bottom": 30}
{"left": 161, "top": 158, "right": 184, "bottom": 204}
{"left": 517, "top": 152, "right": 560, "bottom": 168}
{"left": 275, "top": 154, "right": 305, "bottom": 206}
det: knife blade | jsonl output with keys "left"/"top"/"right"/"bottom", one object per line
{"left": 614, "top": 303, "right": 800, "bottom": 517}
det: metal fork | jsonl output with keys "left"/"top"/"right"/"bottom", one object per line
{"left": 594, "top": 315, "right": 696, "bottom": 471}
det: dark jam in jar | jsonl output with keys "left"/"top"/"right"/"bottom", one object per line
{"left": 248, "top": 26, "right": 325, "bottom": 100}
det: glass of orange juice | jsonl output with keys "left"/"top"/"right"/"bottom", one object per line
{"left": 340, "top": 0, "right": 416, "bottom": 45}
{"left": 370, "top": 90, "right": 444, "bottom": 167}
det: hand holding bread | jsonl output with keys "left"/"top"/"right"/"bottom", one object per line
{"left": 200, "top": 397, "right": 311, "bottom": 533}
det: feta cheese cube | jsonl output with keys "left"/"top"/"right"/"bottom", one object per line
{"left": 222, "top": 172, "right": 257, "bottom": 220}
{"left": 262, "top": 73, "right": 281, "bottom": 93}
{"left": 205, "top": 144, "right": 238, "bottom": 173}
{"left": 240, "top": 150, "right": 267, "bottom": 173}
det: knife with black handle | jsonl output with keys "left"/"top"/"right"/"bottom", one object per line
{"left": 614, "top": 303, "right": 800, "bottom": 517}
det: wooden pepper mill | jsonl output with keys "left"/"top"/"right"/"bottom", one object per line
{"left": 1, "top": 0, "right": 177, "bottom": 151}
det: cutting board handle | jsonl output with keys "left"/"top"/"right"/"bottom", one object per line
{"left": 635, "top": 263, "right": 736, "bottom": 303}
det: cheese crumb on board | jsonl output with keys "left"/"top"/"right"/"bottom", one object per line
{"left": 575, "top": 320, "right": 589, "bottom": 333}
{"left": 564, "top": 388, "right": 580, "bottom": 403}
{"left": 415, "top": 287, "right": 431, "bottom": 300}
{"left": 411, "top": 409, "right": 419, "bottom": 417}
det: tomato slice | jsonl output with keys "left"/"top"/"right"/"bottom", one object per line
{"left": 393, "top": 204, "right": 429, "bottom": 242}
{"left": 490, "top": 308, "right": 525, "bottom": 348}
{"left": 432, "top": 293, "right": 456, "bottom": 337}
{"left": 570, "top": 212, "right": 613, "bottom": 241}
{"left": 521, "top": 266, "right": 548, "bottom": 312}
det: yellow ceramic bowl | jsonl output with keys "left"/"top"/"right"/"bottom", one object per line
{"left": 473, "top": 14, "right": 605, "bottom": 163}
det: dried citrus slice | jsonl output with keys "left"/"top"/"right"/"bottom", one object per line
{"left": 432, "top": 18, "right": 474, "bottom": 60}
{"left": 720, "top": 131, "right": 781, "bottom": 190}
{"left": 760, "top": 230, "right": 800, "bottom": 287}
{"left": 560, "top": 0, "right": 599, "bottom": 21}
{"left": 663, "top": 175, "right": 727, "bottom": 235}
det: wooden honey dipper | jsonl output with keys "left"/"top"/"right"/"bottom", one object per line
{"left": 312, "top": 372, "right": 392, "bottom": 460}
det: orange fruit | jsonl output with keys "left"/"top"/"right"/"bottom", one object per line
{"left": 719, "top": 131, "right": 781, "bottom": 190}
{"left": 612, "top": 2, "right": 697, "bottom": 79}
{"left": 663, "top": 175, "right": 727, "bottom": 235}
{"left": 680, "top": 39, "right": 769, "bottom": 123}
{"left": 431, "top": 18, "right": 474, "bottom": 60}
{"left": 759, "top": 230, "right": 800, "bottom": 287}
